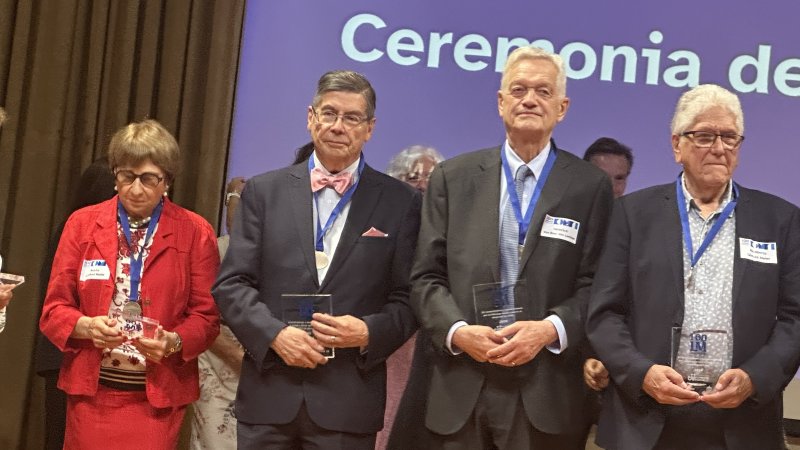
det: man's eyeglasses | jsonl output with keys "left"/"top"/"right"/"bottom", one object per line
{"left": 312, "top": 108, "right": 370, "bottom": 129}
{"left": 115, "top": 170, "right": 165, "bottom": 189}
{"left": 681, "top": 131, "right": 744, "bottom": 149}
{"left": 506, "top": 84, "right": 555, "bottom": 100}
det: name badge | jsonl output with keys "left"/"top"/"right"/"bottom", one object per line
{"left": 540, "top": 214, "right": 580, "bottom": 244}
{"left": 739, "top": 238, "right": 777, "bottom": 264}
{"left": 80, "top": 260, "right": 110, "bottom": 281}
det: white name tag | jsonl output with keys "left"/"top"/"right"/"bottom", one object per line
{"left": 739, "top": 238, "right": 777, "bottom": 264}
{"left": 80, "top": 260, "right": 110, "bottom": 281}
{"left": 540, "top": 214, "right": 580, "bottom": 244}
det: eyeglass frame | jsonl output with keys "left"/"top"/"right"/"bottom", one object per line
{"left": 504, "top": 84, "right": 557, "bottom": 101}
{"left": 114, "top": 169, "right": 166, "bottom": 189}
{"left": 680, "top": 130, "right": 745, "bottom": 149}
{"left": 311, "top": 107, "right": 371, "bottom": 129}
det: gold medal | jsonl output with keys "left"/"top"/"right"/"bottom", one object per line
{"left": 315, "top": 251, "right": 330, "bottom": 269}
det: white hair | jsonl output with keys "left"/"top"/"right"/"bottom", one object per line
{"left": 671, "top": 84, "right": 744, "bottom": 135}
{"left": 501, "top": 46, "right": 567, "bottom": 97}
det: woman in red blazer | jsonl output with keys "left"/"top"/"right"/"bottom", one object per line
{"left": 40, "top": 119, "right": 220, "bottom": 450}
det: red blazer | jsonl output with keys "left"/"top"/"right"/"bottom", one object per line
{"left": 40, "top": 197, "right": 220, "bottom": 408}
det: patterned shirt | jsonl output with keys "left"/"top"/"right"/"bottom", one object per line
{"left": 675, "top": 176, "right": 736, "bottom": 381}
{"left": 98, "top": 219, "right": 158, "bottom": 389}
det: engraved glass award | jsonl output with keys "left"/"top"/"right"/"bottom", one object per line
{"left": 671, "top": 327, "right": 730, "bottom": 393}
{"left": 281, "top": 294, "right": 334, "bottom": 358}
{"left": 472, "top": 280, "right": 528, "bottom": 331}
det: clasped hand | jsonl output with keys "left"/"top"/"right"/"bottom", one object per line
{"left": 271, "top": 313, "right": 369, "bottom": 369}
{"left": 642, "top": 365, "right": 752, "bottom": 408}
{"left": 453, "top": 320, "right": 557, "bottom": 367}
{"left": 82, "top": 315, "right": 177, "bottom": 364}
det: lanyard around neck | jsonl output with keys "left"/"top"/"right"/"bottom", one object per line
{"left": 500, "top": 145, "right": 557, "bottom": 245}
{"left": 675, "top": 175, "right": 738, "bottom": 269}
{"left": 309, "top": 156, "right": 365, "bottom": 252}
{"left": 117, "top": 200, "right": 163, "bottom": 302}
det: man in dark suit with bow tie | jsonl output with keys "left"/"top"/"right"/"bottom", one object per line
{"left": 213, "top": 70, "right": 421, "bottom": 450}
{"left": 410, "top": 46, "right": 613, "bottom": 449}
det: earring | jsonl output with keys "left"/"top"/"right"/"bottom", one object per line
{"left": 163, "top": 187, "right": 169, "bottom": 197}
{"left": 114, "top": 186, "right": 118, "bottom": 191}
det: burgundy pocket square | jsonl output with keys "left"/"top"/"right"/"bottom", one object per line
{"left": 362, "top": 227, "right": 389, "bottom": 237}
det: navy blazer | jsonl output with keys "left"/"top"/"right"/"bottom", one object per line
{"left": 587, "top": 182, "right": 800, "bottom": 450}
{"left": 213, "top": 161, "right": 421, "bottom": 434}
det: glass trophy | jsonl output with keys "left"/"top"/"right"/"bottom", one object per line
{"left": 281, "top": 294, "right": 334, "bottom": 358}
{"left": 472, "top": 280, "right": 528, "bottom": 331}
{"left": 671, "top": 327, "right": 730, "bottom": 393}
{"left": 0, "top": 272, "right": 25, "bottom": 289}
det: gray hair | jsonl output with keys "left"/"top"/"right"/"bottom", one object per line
{"left": 386, "top": 145, "right": 445, "bottom": 180}
{"left": 501, "top": 47, "right": 567, "bottom": 97}
{"left": 671, "top": 84, "right": 744, "bottom": 135}
{"left": 108, "top": 119, "right": 181, "bottom": 182}
{"left": 312, "top": 70, "right": 377, "bottom": 119}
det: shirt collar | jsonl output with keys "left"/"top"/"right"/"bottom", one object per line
{"left": 312, "top": 151, "right": 361, "bottom": 183}
{"left": 680, "top": 173, "right": 734, "bottom": 214}
{"left": 503, "top": 139, "right": 551, "bottom": 180}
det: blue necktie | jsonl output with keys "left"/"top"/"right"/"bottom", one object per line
{"left": 500, "top": 165, "right": 533, "bottom": 307}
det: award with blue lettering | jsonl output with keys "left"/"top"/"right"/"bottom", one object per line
{"left": 671, "top": 327, "right": 730, "bottom": 393}
{"left": 472, "top": 280, "right": 528, "bottom": 331}
{"left": 281, "top": 294, "right": 334, "bottom": 358}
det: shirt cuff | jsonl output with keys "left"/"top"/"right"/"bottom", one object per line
{"left": 544, "top": 314, "right": 567, "bottom": 354}
{"left": 446, "top": 321, "right": 469, "bottom": 355}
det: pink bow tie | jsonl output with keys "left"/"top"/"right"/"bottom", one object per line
{"left": 310, "top": 167, "right": 353, "bottom": 194}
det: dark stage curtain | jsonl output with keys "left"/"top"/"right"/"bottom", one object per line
{"left": 0, "top": 1, "right": 244, "bottom": 447}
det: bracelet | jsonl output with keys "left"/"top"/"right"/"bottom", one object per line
{"left": 166, "top": 332, "right": 183, "bottom": 357}
{"left": 225, "top": 191, "right": 241, "bottom": 206}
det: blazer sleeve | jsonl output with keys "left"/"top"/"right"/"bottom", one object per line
{"left": 547, "top": 174, "right": 613, "bottom": 348}
{"left": 39, "top": 213, "right": 93, "bottom": 353}
{"left": 172, "top": 216, "right": 221, "bottom": 362}
{"left": 586, "top": 198, "right": 656, "bottom": 401}
{"left": 411, "top": 164, "right": 471, "bottom": 350}
{"left": 212, "top": 178, "right": 288, "bottom": 371}
{"left": 738, "top": 206, "right": 800, "bottom": 403}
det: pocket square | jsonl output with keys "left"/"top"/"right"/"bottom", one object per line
{"left": 362, "top": 227, "right": 389, "bottom": 237}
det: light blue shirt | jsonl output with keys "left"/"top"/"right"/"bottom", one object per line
{"left": 446, "top": 140, "right": 568, "bottom": 355}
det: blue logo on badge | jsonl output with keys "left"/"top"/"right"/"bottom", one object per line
{"left": 689, "top": 333, "right": 707, "bottom": 353}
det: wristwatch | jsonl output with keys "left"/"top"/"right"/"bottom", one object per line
{"left": 225, "top": 191, "right": 241, "bottom": 206}
{"left": 166, "top": 332, "right": 183, "bottom": 357}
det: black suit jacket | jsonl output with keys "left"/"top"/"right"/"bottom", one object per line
{"left": 213, "top": 161, "right": 421, "bottom": 434}
{"left": 587, "top": 182, "right": 800, "bottom": 450}
{"left": 411, "top": 143, "right": 613, "bottom": 435}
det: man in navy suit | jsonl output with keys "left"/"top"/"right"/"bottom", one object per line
{"left": 587, "top": 84, "right": 800, "bottom": 450}
{"left": 411, "top": 46, "right": 613, "bottom": 449}
{"left": 213, "top": 70, "right": 421, "bottom": 450}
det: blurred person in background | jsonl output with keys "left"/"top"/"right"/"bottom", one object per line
{"left": 40, "top": 119, "right": 220, "bottom": 450}
{"left": 583, "top": 137, "right": 634, "bottom": 199}
{"left": 379, "top": 145, "right": 444, "bottom": 450}
{"left": 190, "top": 177, "right": 246, "bottom": 449}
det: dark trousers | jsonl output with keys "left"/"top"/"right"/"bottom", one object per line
{"left": 237, "top": 402, "right": 376, "bottom": 450}
{"left": 654, "top": 403, "right": 726, "bottom": 450}
{"left": 43, "top": 371, "right": 67, "bottom": 450}
{"left": 430, "top": 376, "right": 584, "bottom": 450}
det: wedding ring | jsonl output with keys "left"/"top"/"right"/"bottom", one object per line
{"left": 511, "top": 361, "right": 516, "bottom": 366}
{"left": 330, "top": 336, "right": 336, "bottom": 343}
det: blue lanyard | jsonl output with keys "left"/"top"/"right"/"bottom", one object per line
{"left": 675, "top": 175, "right": 738, "bottom": 269}
{"left": 500, "top": 145, "right": 557, "bottom": 245}
{"left": 308, "top": 156, "right": 365, "bottom": 252}
{"left": 117, "top": 200, "right": 163, "bottom": 302}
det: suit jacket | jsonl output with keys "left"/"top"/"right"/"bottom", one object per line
{"left": 412, "top": 143, "right": 613, "bottom": 435}
{"left": 39, "top": 197, "right": 221, "bottom": 408}
{"left": 212, "top": 161, "right": 421, "bottom": 434}
{"left": 586, "top": 182, "right": 800, "bottom": 450}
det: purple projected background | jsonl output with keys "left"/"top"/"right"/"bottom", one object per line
{"left": 228, "top": 1, "right": 800, "bottom": 205}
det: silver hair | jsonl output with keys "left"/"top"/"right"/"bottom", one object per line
{"left": 312, "top": 70, "right": 376, "bottom": 119}
{"left": 501, "top": 46, "right": 567, "bottom": 97}
{"left": 386, "top": 145, "right": 445, "bottom": 180}
{"left": 671, "top": 84, "right": 744, "bottom": 135}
